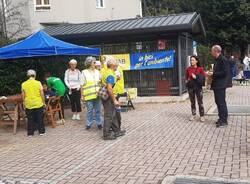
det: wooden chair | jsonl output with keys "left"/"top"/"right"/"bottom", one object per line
{"left": 0, "top": 95, "right": 23, "bottom": 134}
{"left": 45, "top": 96, "right": 64, "bottom": 128}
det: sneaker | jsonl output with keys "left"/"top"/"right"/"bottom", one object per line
{"left": 27, "top": 135, "right": 33, "bottom": 138}
{"left": 97, "top": 125, "right": 103, "bottom": 130}
{"left": 75, "top": 114, "right": 80, "bottom": 121}
{"left": 86, "top": 126, "right": 91, "bottom": 130}
{"left": 189, "top": 115, "right": 196, "bottom": 121}
{"left": 200, "top": 116, "right": 205, "bottom": 122}
{"left": 39, "top": 133, "right": 46, "bottom": 136}
{"left": 72, "top": 114, "right": 76, "bottom": 120}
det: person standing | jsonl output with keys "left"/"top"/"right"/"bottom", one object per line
{"left": 209, "top": 45, "right": 232, "bottom": 127}
{"left": 64, "top": 59, "right": 83, "bottom": 120}
{"left": 82, "top": 56, "right": 102, "bottom": 130}
{"left": 186, "top": 55, "right": 206, "bottom": 122}
{"left": 101, "top": 56, "right": 125, "bottom": 140}
{"left": 22, "top": 70, "right": 46, "bottom": 137}
{"left": 113, "top": 62, "right": 125, "bottom": 130}
{"left": 243, "top": 53, "right": 250, "bottom": 71}
{"left": 45, "top": 73, "right": 66, "bottom": 119}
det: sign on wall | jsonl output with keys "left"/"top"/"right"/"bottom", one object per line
{"left": 103, "top": 54, "right": 131, "bottom": 70}
{"left": 101, "top": 50, "right": 174, "bottom": 71}
{"left": 129, "top": 50, "right": 174, "bottom": 70}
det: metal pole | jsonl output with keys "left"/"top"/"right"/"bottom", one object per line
{"left": 177, "top": 33, "right": 182, "bottom": 96}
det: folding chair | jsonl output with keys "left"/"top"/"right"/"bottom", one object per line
{"left": 45, "top": 96, "right": 64, "bottom": 128}
{"left": 120, "top": 88, "right": 136, "bottom": 111}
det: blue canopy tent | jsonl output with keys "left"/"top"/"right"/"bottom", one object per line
{"left": 0, "top": 30, "right": 100, "bottom": 59}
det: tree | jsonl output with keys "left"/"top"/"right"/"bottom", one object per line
{"left": 142, "top": 0, "right": 250, "bottom": 57}
{"left": 0, "top": 0, "right": 29, "bottom": 46}
{"left": 193, "top": 0, "right": 250, "bottom": 57}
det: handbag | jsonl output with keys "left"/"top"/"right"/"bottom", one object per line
{"left": 98, "top": 86, "right": 109, "bottom": 100}
{"left": 186, "top": 67, "right": 205, "bottom": 88}
{"left": 196, "top": 73, "right": 205, "bottom": 86}
{"left": 186, "top": 80, "right": 195, "bottom": 89}
{"left": 186, "top": 67, "right": 198, "bottom": 89}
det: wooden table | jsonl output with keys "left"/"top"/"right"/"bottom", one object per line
{"left": 0, "top": 95, "right": 24, "bottom": 134}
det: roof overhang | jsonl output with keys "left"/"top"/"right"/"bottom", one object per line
{"left": 44, "top": 12, "right": 206, "bottom": 41}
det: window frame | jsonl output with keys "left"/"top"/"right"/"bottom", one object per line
{"left": 96, "top": 0, "right": 105, "bottom": 9}
{"left": 34, "top": 0, "right": 51, "bottom": 12}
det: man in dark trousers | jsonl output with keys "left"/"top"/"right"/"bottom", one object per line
{"left": 210, "top": 45, "right": 232, "bottom": 128}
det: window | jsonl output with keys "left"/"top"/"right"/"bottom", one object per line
{"left": 96, "top": 0, "right": 105, "bottom": 8}
{"left": 35, "top": 0, "right": 50, "bottom": 11}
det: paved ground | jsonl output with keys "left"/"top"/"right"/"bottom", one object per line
{"left": 0, "top": 86, "right": 250, "bottom": 184}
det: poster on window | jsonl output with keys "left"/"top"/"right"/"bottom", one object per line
{"left": 102, "top": 54, "right": 131, "bottom": 70}
{"left": 157, "top": 39, "right": 166, "bottom": 50}
{"left": 129, "top": 50, "right": 174, "bottom": 70}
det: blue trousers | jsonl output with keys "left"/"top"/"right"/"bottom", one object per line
{"left": 86, "top": 98, "right": 102, "bottom": 126}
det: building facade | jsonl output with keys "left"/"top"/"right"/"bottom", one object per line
{"left": 5, "top": 0, "right": 142, "bottom": 37}
{"left": 45, "top": 12, "right": 206, "bottom": 96}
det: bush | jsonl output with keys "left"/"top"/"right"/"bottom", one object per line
{"left": 197, "top": 44, "right": 213, "bottom": 71}
{"left": 0, "top": 55, "right": 87, "bottom": 96}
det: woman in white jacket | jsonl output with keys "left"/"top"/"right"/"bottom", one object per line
{"left": 64, "top": 59, "right": 83, "bottom": 120}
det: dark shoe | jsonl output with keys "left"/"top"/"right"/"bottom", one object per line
{"left": 103, "top": 135, "right": 117, "bottom": 140}
{"left": 215, "top": 119, "right": 220, "bottom": 124}
{"left": 115, "top": 130, "right": 126, "bottom": 137}
{"left": 86, "top": 126, "right": 91, "bottom": 130}
{"left": 97, "top": 125, "right": 103, "bottom": 130}
{"left": 120, "top": 129, "right": 126, "bottom": 134}
{"left": 216, "top": 122, "right": 228, "bottom": 128}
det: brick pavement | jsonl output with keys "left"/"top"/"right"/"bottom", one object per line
{"left": 0, "top": 86, "right": 250, "bottom": 184}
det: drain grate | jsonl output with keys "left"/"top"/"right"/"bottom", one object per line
{"left": 174, "top": 178, "right": 250, "bottom": 184}
{"left": 162, "top": 176, "right": 250, "bottom": 184}
{"left": 206, "top": 105, "right": 250, "bottom": 116}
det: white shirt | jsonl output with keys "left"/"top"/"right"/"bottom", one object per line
{"left": 64, "top": 69, "right": 83, "bottom": 89}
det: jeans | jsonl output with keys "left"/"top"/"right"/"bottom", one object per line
{"left": 26, "top": 107, "right": 45, "bottom": 136}
{"left": 213, "top": 89, "right": 228, "bottom": 123}
{"left": 86, "top": 98, "right": 102, "bottom": 127}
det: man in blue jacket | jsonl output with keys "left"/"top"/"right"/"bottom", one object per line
{"left": 210, "top": 45, "right": 232, "bottom": 128}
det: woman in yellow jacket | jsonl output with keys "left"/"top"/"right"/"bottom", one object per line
{"left": 21, "top": 70, "right": 46, "bottom": 137}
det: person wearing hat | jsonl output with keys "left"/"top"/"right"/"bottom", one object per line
{"left": 64, "top": 59, "right": 83, "bottom": 120}
{"left": 21, "top": 69, "right": 46, "bottom": 137}
{"left": 81, "top": 56, "right": 102, "bottom": 130}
